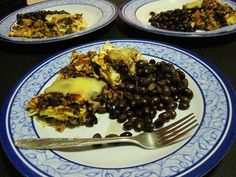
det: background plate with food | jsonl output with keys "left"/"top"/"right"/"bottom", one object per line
{"left": 119, "top": 0, "right": 236, "bottom": 37}
{"left": 1, "top": 39, "right": 236, "bottom": 176}
{"left": 0, "top": 0, "right": 117, "bottom": 44}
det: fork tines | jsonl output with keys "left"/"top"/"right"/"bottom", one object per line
{"left": 156, "top": 113, "right": 198, "bottom": 146}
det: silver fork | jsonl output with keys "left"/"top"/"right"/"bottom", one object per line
{"left": 15, "top": 113, "right": 197, "bottom": 150}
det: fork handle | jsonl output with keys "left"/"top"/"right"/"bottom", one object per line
{"left": 15, "top": 137, "right": 136, "bottom": 150}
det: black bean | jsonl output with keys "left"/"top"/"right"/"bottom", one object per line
{"left": 92, "top": 117, "right": 98, "bottom": 124}
{"left": 145, "top": 118, "right": 153, "bottom": 124}
{"left": 109, "top": 110, "right": 118, "bottom": 119}
{"left": 85, "top": 120, "right": 94, "bottom": 127}
{"left": 179, "top": 79, "right": 188, "bottom": 89}
{"left": 136, "top": 60, "right": 147, "bottom": 68}
{"left": 106, "top": 102, "right": 113, "bottom": 111}
{"left": 138, "top": 87, "right": 148, "bottom": 95}
{"left": 92, "top": 133, "right": 102, "bottom": 147}
{"left": 123, "top": 121, "right": 133, "bottom": 130}
{"left": 155, "top": 85, "right": 162, "bottom": 94}
{"left": 165, "top": 102, "right": 178, "bottom": 110}
{"left": 149, "top": 59, "right": 156, "bottom": 64}
{"left": 139, "top": 97, "right": 148, "bottom": 106}
{"left": 172, "top": 76, "right": 181, "bottom": 86}
{"left": 136, "top": 110, "right": 142, "bottom": 117}
{"left": 164, "top": 78, "right": 172, "bottom": 85}
{"left": 126, "top": 84, "right": 136, "bottom": 92}
{"left": 93, "top": 133, "right": 102, "bottom": 138}
{"left": 178, "top": 102, "right": 190, "bottom": 110}
{"left": 136, "top": 68, "right": 143, "bottom": 76}
{"left": 126, "top": 110, "right": 135, "bottom": 118}
{"left": 87, "top": 105, "right": 94, "bottom": 112}
{"left": 117, "top": 99, "right": 127, "bottom": 110}
{"left": 170, "top": 86, "right": 178, "bottom": 94}
{"left": 124, "top": 92, "right": 133, "bottom": 100}
{"left": 162, "top": 85, "right": 171, "bottom": 96}
{"left": 113, "top": 109, "right": 121, "bottom": 116}
{"left": 139, "top": 77, "right": 152, "bottom": 86}
{"left": 127, "top": 73, "right": 137, "bottom": 83}
{"left": 159, "top": 111, "right": 171, "bottom": 121}
{"left": 172, "top": 94, "right": 179, "bottom": 101}
{"left": 125, "top": 105, "right": 131, "bottom": 111}
{"left": 142, "top": 106, "right": 151, "bottom": 115}
{"left": 183, "top": 88, "right": 194, "bottom": 99}
{"left": 151, "top": 96, "right": 160, "bottom": 105}
{"left": 96, "top": 106, "right": 107, "bottom": 113}
{"left": 144, "top": 122, "right": 155, "bottom": 132}
{"left": 133, "top": 94, "right": 141, "bottom": 101}
{"left": 160, "top": 95, "right": 175, "bottom": 105}
{"left": 177, "top": 69, "right": 186, "bottom": 79}
{"left": 156, "top": 102, "right": 165, "bottom": 111}
{"left": 149, "top": 74, "right": 157, "bottom": 82}
{"left": 144, "top": 95, "right": 152, "bottom": 102}
{"left": 143, "top": 67, "right": 153, "bottom": 75}
{"left": 129, "top": 116, "right": 139, "bottom": 123}
{"left": 154, "top": 119, "right": 165, "bottom": 128}
{"left": 119, "top": 82, "right": 126, "bottom": 89}
{"left": 117, "top": 114, "right": 128, "bottom": 123}
{"left": 180, "top": 96, "right": 190, "bottom": 103}
{"left": 85, "top": 113, "right": 98, "bottom": 126}
{"left": 150, "top": 109, "right": 157, "bottom": 118}
{"left": 156, "top": 80, "right": 166, "bottom": 86}
{"left": 130, "top": 100, "right": 137, "bottom": 108}
{"left": 120, "top": 131, "right": 132, "bottom": 137}
{"left": 134, "top": 119, "right": 145, "bottom": 132}
{"left": 149, "top": 11, "right": 156, "bottom": 16}
{"left": 168, "top": 109, "right": 177, "bottom": 119}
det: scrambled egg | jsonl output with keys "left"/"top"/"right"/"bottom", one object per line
{"left": 59, "top": 41, "right": 142, "bottom": 86}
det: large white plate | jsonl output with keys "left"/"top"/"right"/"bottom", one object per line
{"left": 0, "top": 0, "right": 117, "bottom": 44}
{"left": 118, "top": 0, "right": 236, "bottom": 37}
{"left": 1, "top": 39, "right": 236, "bottom": 176}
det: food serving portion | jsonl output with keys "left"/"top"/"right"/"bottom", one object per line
{"left": 119, "top": 0, "right": 236, "bottom": 37}
{"left": 9, "top": 10, "right": 87, "bottom": 38}
{"left": 27, "top": 42, "right": 193, "bottom": 133}
{"left": 0, "top": 0, "right": 117, "bottom": 43}
{"left": 1, "top": 40, "right": 235, "bottom": 176}
{"left": 149, "top": 0, "right": 236, "bottom": 32}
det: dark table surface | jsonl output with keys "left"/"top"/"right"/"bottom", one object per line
{"left": 1, "top": 1, "right": 236, "bottom": 177}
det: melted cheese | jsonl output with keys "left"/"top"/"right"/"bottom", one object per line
{"left": 45, "top": 77, "right": 106, "bottom": 100}
{"left": 45, "top": 14, "right": 71, "bottom": 23}
{"left": 183, "top": 0, "right": 203, "bottom": 9}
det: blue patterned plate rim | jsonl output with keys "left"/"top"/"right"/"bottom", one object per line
{"left": 0, "top": 0, "right": 117, "bottom": 44}
{"left": 1, "top": 39, "right": 236, "bottom": 177}
{"left": 118, "top": 0, "right": 236, "bottom": 37}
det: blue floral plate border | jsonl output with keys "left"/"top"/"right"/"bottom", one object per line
{"left": 1, "top": 39, "right": 236, "bottom": 176}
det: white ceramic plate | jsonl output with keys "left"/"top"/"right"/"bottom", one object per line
{"left": 119, "top": 0, "right": 236, "bottom": 37}
{"left": 1, "top": 39, "right": 236, "bottom": 176}
{"left": 0, "top": 0, "right": 117, "bottom": 44}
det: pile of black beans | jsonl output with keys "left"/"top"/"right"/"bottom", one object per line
{"left": 149, "top": 9, "right": 195, "bottom": 32}
{"left": 96, "top": 59, "right": 193, "bottom": 132}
